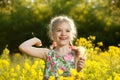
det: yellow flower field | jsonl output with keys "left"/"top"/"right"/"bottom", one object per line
{"left": 0, "top": 36, "right": 120, "bottom": 80}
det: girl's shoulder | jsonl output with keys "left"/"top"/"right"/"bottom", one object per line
{"left": 47, "top": 49, "right": 55, "bottom": 56}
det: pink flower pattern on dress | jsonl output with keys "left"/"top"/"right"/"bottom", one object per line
{"left": 64, "top": 54, "right": 72, "bottom": 61}
{"left": 59, "top": 66, "right": 66, "bottom": 71}
{"left": 44, "top": 50, "right": 75, "bottom": 78}
{"left": 48, "top": 56, "right": 52, "bottom": 61}
{"left": 51, "top": 62, "right": 55, "bottom": 65}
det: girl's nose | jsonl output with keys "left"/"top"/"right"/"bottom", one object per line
{"left": 61, "top": 31, "right": 66, "bottom": 35}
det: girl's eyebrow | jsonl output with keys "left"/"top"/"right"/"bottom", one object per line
{"left": 55, "top": 28, "right": 61, "bottom": 30}
{"left": 55, "top": 27, "right": 62, "bottom": 29}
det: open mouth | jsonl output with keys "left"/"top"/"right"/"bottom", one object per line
{"left": 59, "top": 36, "right": 68, "bottom": 40}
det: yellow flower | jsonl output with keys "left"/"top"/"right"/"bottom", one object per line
{"left": 10, "top": 68, "right": 14, "bottom": 72}
{"left": 14, "top": 53, "right": 21, "bottom": 57}
{"left": 38, "top": 69, "right": 43, "bottom": 76}
{"left": 107, "top": 76, "right": 112, "bottom": 80}
{"left": 39, "top": 59, "right": 45, "bottom": 69}
{"left": 113, "top": 72, "right": 120, "bottom": 80}
{"left": 114, "top": 75, "right": 120, "bottom": 80}
{"left": 88, "top": 35, "right": 96, "bottom": 40}
{"left": 24, "top": 62, "right": 30, "bottom": 70}
{"left": 97, "top": 42, "right": 103, "bottom": 46}
{"left": 22, "top": 69, "right": 27, "bottom": 74}
{"left": 3, "top": 47, "right": 10, "bottom": 55}
{"left": 11, "top": 78, "right": 15, "bottom": 80}
{"left": 16, "top": 65, "right": 20, "bottom": 71}
{"left": 0, "top": 60, "right": 9, "bottom": 68}
{"left": 49, "top": 76, "right": 55, "bottom": 80}
{"left": 59, "top": 76, "right": 64, "bottom": 80}
{"left": 31, "top": 69, "right": 37, "bottom": 77}
{"left": 70, "top": 69, "right": 77, "bottom": 76}
{"left": 58, "top": 69, "right": 63, "bottom": 75}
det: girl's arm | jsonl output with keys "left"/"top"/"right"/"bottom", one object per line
{"left": 19, "top": 37, "right": 49, "bottom": 60}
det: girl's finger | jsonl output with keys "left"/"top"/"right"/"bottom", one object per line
{"left": 79, "top": 57, "right": 86, "bottom": 61}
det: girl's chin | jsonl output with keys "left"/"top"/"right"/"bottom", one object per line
{"left": 56, "top": 40, "right": 70, "bottom": 45}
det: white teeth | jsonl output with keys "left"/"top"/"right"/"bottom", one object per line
{"left": 60, "top": 37, "right": 67, "bottom": 40}
{"left": 62, "top": 38, "right": 65, "bottom": 39}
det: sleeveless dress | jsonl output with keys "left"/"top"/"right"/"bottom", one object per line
{"left": 43, "top": 50, "right": 75, "bottom": 80}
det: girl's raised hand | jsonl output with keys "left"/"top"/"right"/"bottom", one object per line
{"left": 73, "top": 46, "right": 86, "bottom": 72}
{"left": 34, "top": 37, "right": 42, "bottom": 47}
{"left": 77, "top": 57, "right": 86, "bottom": 72}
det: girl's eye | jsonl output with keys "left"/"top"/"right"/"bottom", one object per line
{"left": 56, "top": 29, "right": 61, "bottom": 32}
{"left": 66, "top": 30, "right": 70, "bottom": 32}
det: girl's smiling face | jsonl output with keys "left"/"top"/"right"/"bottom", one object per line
{"left": 52, "top": 21, "right": 72, "bottom": 47}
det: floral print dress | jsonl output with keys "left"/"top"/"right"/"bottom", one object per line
{"left": 44, "top": 50, "right": 75, "bottom": 79}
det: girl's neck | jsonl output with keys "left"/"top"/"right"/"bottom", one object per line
{"left": 54, "top": 45, "right": 71, "bottom": 56}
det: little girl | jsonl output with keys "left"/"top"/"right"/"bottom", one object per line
{"left": 19, "top": 16, "right": 86, "bottom": 80}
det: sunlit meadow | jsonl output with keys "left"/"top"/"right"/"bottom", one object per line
{"left": 0, "top": 36, "right": 120, "bottom": 80}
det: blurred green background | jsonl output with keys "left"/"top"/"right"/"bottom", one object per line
{"left": 0, "top": 0, "right": 120, "bottom": 54}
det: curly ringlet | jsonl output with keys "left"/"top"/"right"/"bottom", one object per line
{"left": 48, "top": 16, "right": 77, "bottom": 43}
